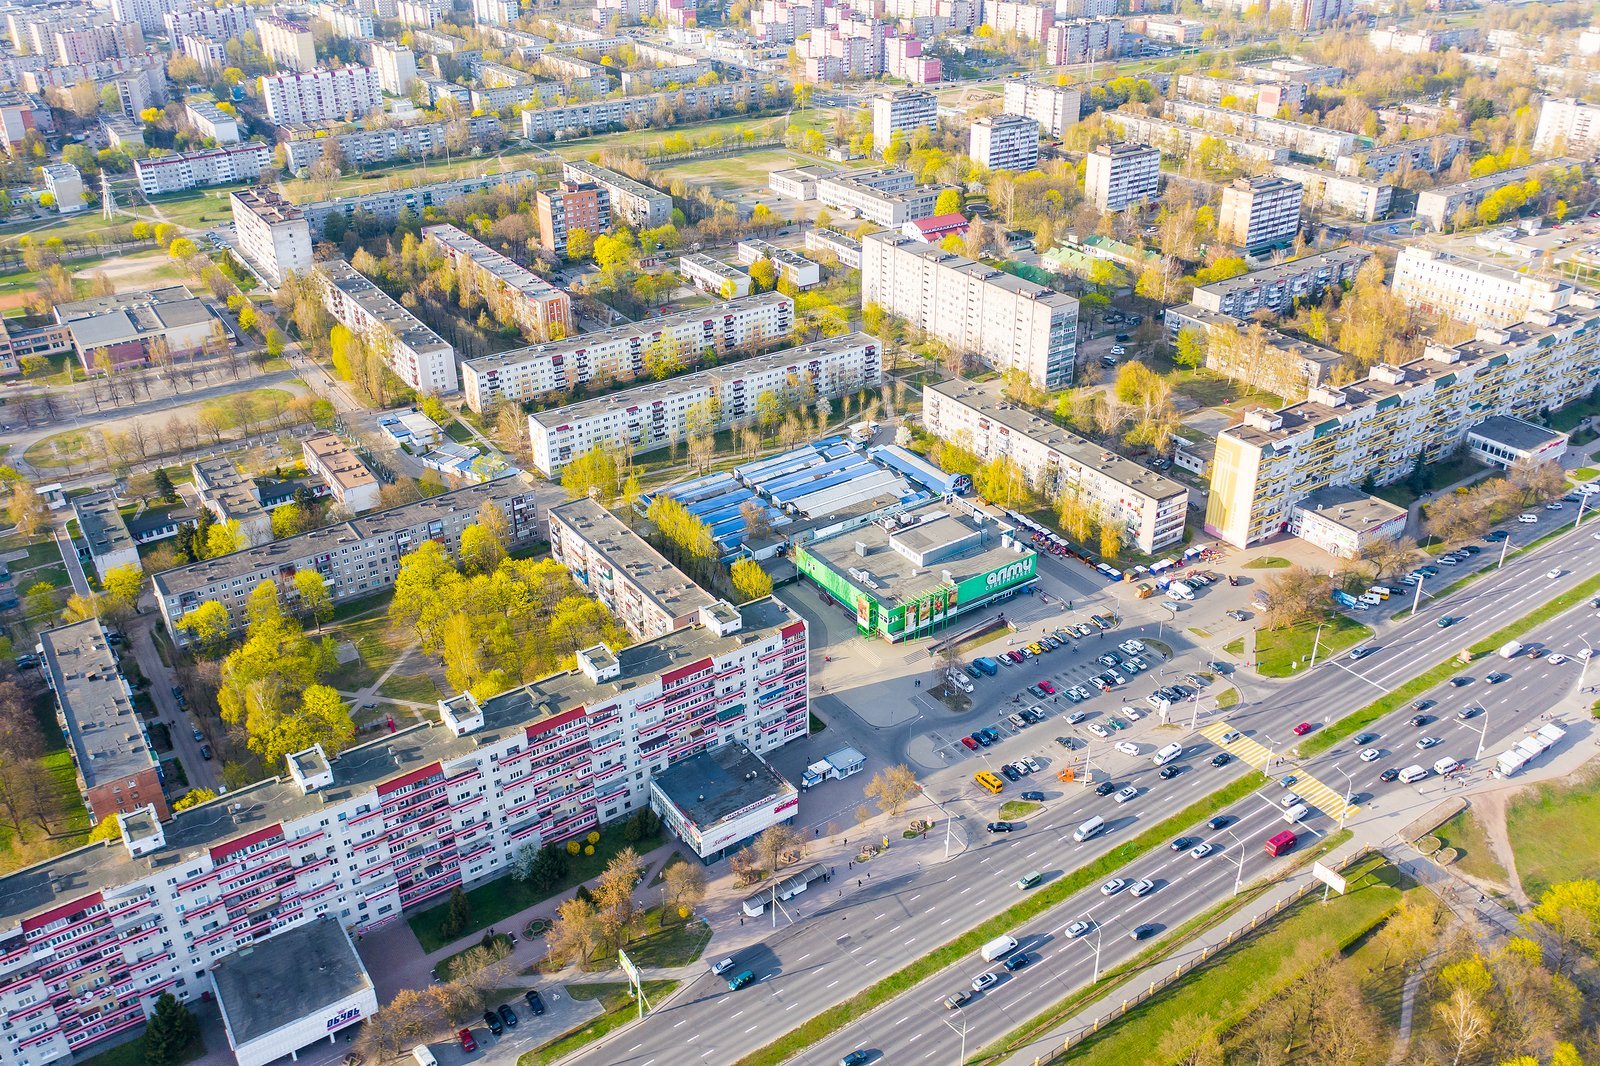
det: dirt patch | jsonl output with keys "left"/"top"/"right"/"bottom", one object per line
{"left": 1460, "top": 784, "right": 1531, "bottom": 907}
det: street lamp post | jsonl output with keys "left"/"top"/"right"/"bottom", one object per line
{"left": 1222, "top": 828, "right": 1247, "bottom": 896}
{"left": 1330, "top": 764, "right": 1355, "bottom": 830}
{"left": 1090, "top": 918, "right": 1106, "bottom": 982}
{"left": 940, "top": 1015, "right": 971, "bottom": 1066}
{"left": 1411, "top": 574, "right": 1426, "bottom": 615}
{"left": 1474, "top": 704, "right": 1492, "bottom": 762}
{"left": 1306, "top": 621, "right": 1327, "bottom": 671}
{"left": 1498, "top": 535, "right": 1512, "bottom": 569}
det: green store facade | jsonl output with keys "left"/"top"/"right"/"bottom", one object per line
{"left": 793, "top": 548, "right": 1038, "bottom": 642}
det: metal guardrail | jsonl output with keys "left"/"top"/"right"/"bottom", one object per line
{"left": 1031, "top": 846, "right": 1376, "bottom": 1065}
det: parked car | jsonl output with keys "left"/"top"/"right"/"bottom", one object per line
{"left": 524, "top": 990, "right": 545, "bottom": 1015}
{"left": 459, "top": 1028, "right": 478, "bottom": 1052}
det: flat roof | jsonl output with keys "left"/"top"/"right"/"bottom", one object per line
{"left": 1294, "top": 485, "right": 1406, "bottom": 534}
{"left": 0, "top": 597, "right": 799, "bottom": 935}
{"left": 1467, "top": 413, "right": 1567, "bottom": 452}
{"left": 1194, "top": 247, "right": 1372, "bottom": 299}
{"left": 550, "top": 496, "right": 716, "bottom": 620}
{"left": 1421, "top": 159, "right": 1579, "bottom": 199}
{"left": 866, "top": 233, "right": 1079, "bottom": 309}
{"left": 926, "top": 378, "right": 1186, "bottom": 503}
{"left": 38, "top": 619, "right": 151, "bottom": 791}
{"left": 73, "top": 490, "right": 135, "bottom": 561}
{"left": 563, "top": 160, "right": 671, "bottom": 204}
{"left": 651, "top": 742, "right": 793, "bottom": 831}
{"left": 192, "top": 457, "right": 265, "bottom": 523}
{"left": 317, "top": 258, "right": 451, "bottom": 358}
{"left": 422, "top": 223, "right": 566, "bottom": 302}
{"left": 212, "top": 920, "right": 372, "bottom": 1047}
{"left": 304, "top": 432, "right": 378, "bottom": 495}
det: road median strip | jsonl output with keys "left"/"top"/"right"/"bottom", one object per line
{"left": 730, "top": 771, "right": 1267, "bottom": 1066}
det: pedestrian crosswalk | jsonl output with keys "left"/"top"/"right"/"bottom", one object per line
{"left": 1201, "top": 721, "right": 1357, "bottom": 824}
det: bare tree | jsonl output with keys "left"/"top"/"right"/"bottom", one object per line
{"left": 1436, "top": 984, "right": 1490, "bottom": 1065}
{"left": 865, "top": 764, "right": 920, "bottom": 817}
{"left": 661, "top": 859, "right": 708, "bottom": 918}
{"left": 753, "top": 824, "right": 798, "bottom": 875}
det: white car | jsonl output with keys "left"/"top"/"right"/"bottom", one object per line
{"left": 1088, "top": 723, "right": 1111, "bottom": 738}
{"left": 1220, "top": 730, "right": 1242, "bottom": 745}
{"left": 972, "top": 971, "right": 999, "bottom": 992}
{"left": 1519, "top": 513, "right": 1539, "bottom": 523}
{"left": 1114, "top": 741, "right": 1140, "bottom": 756}
{"left": 1023, "top": 756, "right": 1042, "bottom": 774}
{"left": 1545, "top": 501, "right": 1564, "bottom": 510}
{"left": 1189, "top": 843, "right": 1214, "bottom": 858}
{"left": 1101, "top": 878, "right": 1127, "bottom": 895}
{"left": 1065, "top": 920, "right": 1091, "bottom": 938}
{"left": 1548, "top": 569, "right": 1563, "bottom": 579}
{"left": 1359, "top": 748, "right": 1381, "bottom": 762}
{"left": 1115, "top": 786, "right": 1139, "bottom": 803}
{"left": 1549, "top": 654, "right": 1569, "bottom": 665}
{"left": 1129, "top": 878, "right": 1155, "bottom": 897}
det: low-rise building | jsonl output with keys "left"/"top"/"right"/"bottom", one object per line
{"left": 769, "top": 164, "right": 835, "bottom": 201}
{"left": 902, "top": 213, "right": 969, "bottom": 244}
{"left": 805, "top": 228, "right": 861, "bottom": 268}
{"left": 736, "top": 237, "right": 821, "bottom": 289}
{"left": 528, "top": 332, "right": 881, "bottom": 476}
{"left": 461, "top": 293, "right": 793, "bottom": 412}
{"left": 1392, "top": 246, "right": 1574, "bottom": 328}
{"left": 73, "top": 491, "right": 139, "bottom": 580}
{"left": 40, "top": 618, "right": 170, "bottom": 825}
{"left": 40, "top": 163, "right": 83, "bottom": 213}
{"left": 816, "top": 167, "right": 949, "bottom": 228}
{"left": 1271, "top": 163, "right": 1392, "bottom": 222}
{"left": 1287, "top": 486, "right": 1408, "bottom": 559}
{"left": 652, "top": 742, "right": 799, "bottom": 863}
{"left": 184, "top": 99, "right": 239, "bottom": 143}
{"left": 1191, "top": 247, "right": 1372, "bottom": 318}
{"left": 56, "top": 286, "right": 216, "bottom": 372}
{"left": 315, "top": 259, "right": 459, "bottom": 395}
{"left": 423, "top": 224, "right": 571, "bottom": 342}
{"left": 135, "top": 142, "right": 271, "bottom": 196}
{"left": 549, "top": 496, "right": 717, "bottom": 640}
{"left": 1465, "top": 414, "right": 1568, "bottom": 471}
{"left": 191, "top": 457, "right": 307, "bottom": 546}
{"left": 922, "top": 378, "right": 1188, "bottom": 552}
{"left": 302, "top": 433, "right": 381, "bottom": 513}
{"left": 679, "top": 253, "right": 752, "bottom": 299}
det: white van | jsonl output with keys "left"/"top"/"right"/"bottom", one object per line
{"left": 980, "top": 935, "right": 1020, "bottom": 962}
{"left": 1166, "top": 583, "right": 1194, "bottom": 601}
{"left": 1359, "top": 592, "right": 1383, "bottom": 606}
{"left": 1151, "top": 742, "right": 1183, "bottom": 766}
{"left": 1398, "top": 764, "right": 1430, "bottom": 783}
{"left": 1073, "top": 815, "right": 1106, "bottom": 842}
{"left": 412, "top": 1047, "right": 439, "bottom": 1066}
{"left": 1282, "top": 803, "right": 1309, "bottom": 824}
{"left": 1433, "top": 756, "right": 1460, "bottom": 776}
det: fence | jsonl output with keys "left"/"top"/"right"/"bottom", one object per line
{"left": 1032, "top": 846, "right": 1376, "bottom": 1065}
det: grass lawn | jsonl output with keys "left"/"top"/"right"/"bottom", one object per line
{"left": 1169, "top": 368, "right": 1281, "bottom": 413}
{"left": 1505, "top": 767, "right": 1600, "bottom": 901}
{"left": 1222, "top": 637, "right": 1244, "bottom": 655}
{"left": 0, "top": 536, "right": 64, "bottom": 571}
{"left": 437, "top": 933, "right": 514, "bottom": 981}
{"left": 1216, "top": 687, "right": 1240, "bottom": 710}
{"left": 519, "top": 980, "right": 678, "bottom": 1066}
{"left": 1572, "top": 466, "right": 1599, "bottom": 481}
{"left": 1548, "top": 395, "right": 1600, "bottom": 432}
{"left": 1243, "top": 557, "right": 1292, "bottom": 569}
{"left": 23, "top": 387, "right": 296, "bottom": 469}
{"left": 1061, "top": 858, "right": 1408, "bottom": 1066}
{"left": 444, "top": 419, "right": 476, "bottom": 444}
{"left": 652, "top": 148, "right": 821, "bottom": 194}
{"left": 998, "top": 800, "right": 1043, "bottom": 820}
{"left": 1433, "top": 807, "right": 1510, "bottom": 887}
{"left": 379, "top": 671, "right": 442, "bottom": 704}
{"left": 323, "top": 613, "right": 407, "bottom": 691}
{"left": 77, "top": 1032, "right": 203, "bottom": 1066}
{"left": 145, "top": 186, "right": 251, "bottom": 229}
{"left": 1372, "top": 454, "right": 1487, "bottom": 507}
{"left": 409, "top": 825, "right": 664, "bottom": 952}
{"left": 0, "top": 748, "right": 92, "bottom": 875}
{"left": 617, "top": 908, "right": 712, "bottom": 969}
{"left": 552, "top": 112, "right": 790, "bottom": 158}
{"left": 1252, "top": 615, "right": 1372, "bottom": 679}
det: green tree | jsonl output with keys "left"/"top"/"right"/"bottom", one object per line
{"left": 22, "top": 581, "right": 55, "bottom": 631}
{"left": 143, "top": 994, "right": 199, "bottom": 1065}
{"left": 1174, "top": 326, "right": 1208, "bottom": 370}
{"left": 459, "top": 522, "right": 505, "bottom": 575}
{"left": 101, "top": 565, "right": 143, "bottom": 620}
{"left": 441, "top": 887, "right": 472, "bottom": 940}
{"left": 933, "top": 188, "right": 964, "bottom": 216}
{"left": 152, "top": 467, "right": 178, "bottom": 503}
{"left": 747, "top": 256, "right": 778, "bottom": 293}
{"left": 730, "top": 558, "right": 773, "bottom": 602}
{"left": 205, "top": 520, "right": 244, "bottom": 558}
{"left": 561, "top": 444, "right": 622, "bottom": 502}
{"left": 292, "top": 569, "right": 333, "bottom": 629}
{"left": 178, "top": 600, "right": 230, "bottom": 652}
{"left": 565, "top": 228, "right": 594, "bottom": 261}
{"left": 173, "top": 788, "right": 218, "bottom": 813}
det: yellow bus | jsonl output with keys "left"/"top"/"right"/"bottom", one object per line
{"left": 975, "top": 770, "right": 1005, "bottom": 794}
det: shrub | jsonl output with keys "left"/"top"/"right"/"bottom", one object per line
{"left": 567, "top": 839, "right": 581, "bottom": 856}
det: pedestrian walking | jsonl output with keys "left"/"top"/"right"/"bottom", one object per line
{"left": 858, "top": 879, "right": 862, "bottom": 887}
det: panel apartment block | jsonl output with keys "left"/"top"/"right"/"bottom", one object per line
{"left": 1534, "top": 98, "right": 1600, "bottom": 156}
{"left": 297, "top": 173, "right": 535, "bottom": 241}
{"left": 40, "top": 619, "right": 171, "bottom": 826}
{"left": 423, "top": 224, "right": 571, "bottom": 342}
{"left": 519, "top": 81, "right": 774, "bottom": 139}
{"left": 154, "top": 475, "right": 541, "bottom": 637}
{"left": 871, "top": 89, "right": 936, "bottom": 151}
{"left": 314, "top": 259, "right": 459, "bottom": 395}
{"left": 136, "top": 142, "right": 269, "bottom": 196}
{"left": 923, "top": 379, "right": 1188, "bottom": 553}
{"left": 862, "top": 232, "right": 1078, "bottom": 390}
{"left": 1165, "top": 99, "right": 1356, "bottom": 161}
{"left": 528, "top": 332, "right": 881, "bottom": 475}
{"left": 969, "top": 114, "right": 1039, "bottom": 172}
{"left": 260, "top": 67, "right": 382, "bottom": 126}
{"left": 1270, "top": 163, "right": 1392, "bottom": 222}
{"left": 1206, "top": 297, "right": 1600, "bottom": 548}
{"left": 1002, "top": 80, "right": 1081, "bottom": 138}
{"left": 461, "top": 292, "right": 793, "bottom": 412}
{"left": 537, "top": 181, "right": 610, "bottom": 254}
{"left": 1415, "top": 160, "right": 1580, "bottom": 232}
{"left": 815, "top": 168, "right": 948, "bottom": 228}
{"left": 0, "top": 599, "right": 804, "bottom": 1066}
{"left": 561, "top": 160, "right": 672, "bottom": 228}
{"left": 549, "top": 496, "right": 717, "bottom": 640}
{"left": 1218, "top": 175, "right": 1304, "bottom": 255}
{"left": 1191, "top": 247, "right": 1372, "bottom": 318}
{"left": 1084, "top": 141, "right": 1159, "bottom": 211}
{"left": 258, "top": 16, "right": 316, "bottom": 71}
{"left": 1392, "top": 246, "right": 1574, "bottom": 328}
{"left": 1108, "top": 112, "right": 1289, "bottom": 166}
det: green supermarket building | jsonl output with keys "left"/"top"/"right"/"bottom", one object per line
{"left": 793, "top": 501, "right": 1038, "bottom": 642}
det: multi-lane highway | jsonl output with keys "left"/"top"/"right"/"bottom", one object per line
{"left": 574, "top": 508, "right": 1599, "bottom": 1066}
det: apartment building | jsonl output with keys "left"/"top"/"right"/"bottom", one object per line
{"left": 462, "top": 293, "right": 793, "bottom": 412}
{"left": 166, "top": 4, "right": 253, "bottom": 40}
{"left": 1191, "top": 247, "right": 1372, "bottom": 318}
{"left": 0, "top": 597, "right": 804, "bottom": 1066}
{"left": 397, "top": 0, "right": 451, "bottom": 25}
{"left": 816, "top": 167, "right": 948, "bottom": 227}
{"left": 423, "top": 224, "right": 572, "bottom": 342}
{"left": 1205, "top": 297, "right": 1600, "bottom": 548}
{"left": 260, "top": 67, "right": 383, "bottom": 126}
{"left": 1392, "top": 246, "right": 1574, "bottom": 328}
{"left": 1164, "top": 303, "right": 1342, "bottom": 401}
{"left": 680, "top": 253, "right": 752, "bottom": 298}
{"left": 179, "top": 33, "right": 227, "bottom": 69}
{"left": 230, "top": 186, "right": 313, "bottom": 286}
{"left": 1084, "top": 141, "right": 1159, "bottom": 212}
{"left": 191, "top": 456, "right": 280, "bottom": 546}
{"left": 299, "top": 171, "right": 536, "bottom": 239}
{"left": 1165, "top": 100, "right": 1356, "bottom": 161}
{"left": 321, "top": 5, "right": 376, "bottom": 38}
{"left": 1415, "top": 160, "right": 1577, "bottom": 231}
{"left": 136, "top": 142, "right": 269, "bottom": 196}
{"left": 736, "top": 238, "right": 820, "bottom": 289}
{"left": 1336, "top": 134, "right": 1466, "bottom": 178}
{"left": 0, "top": 318, "right": 70, "bottom": 376}
{"left": 1368, "top": 26, "right": 1478, "bottom": 54}
{"left": 1174, "top": 73, "right": 1307, "bottom": 117}
{"left": 49, "top": 22, "right": 144, "bottom": 67}
{"left": 1108, "top": 112, "right": 1290, "bottom": 165}
{"left": 1045, "top": 18, "right": 1123, "bottom": 65}
{"left": 281, "top": 116, "right": 505, "bottom": 173}
{"left": 805, "top": 228, "right": 862, "bottom": 269}
{"left": 370, "top": 41, "right": 419, "bottom": 95}
{"left": 561, "top": 160, "right": 672, "bottom": 228}
{"left": 984, "top": 0, "right": 1052, "bottom": 39}
{"left": 862, "top": 232, "right": 1078, "bottom": 389}
{"left": 258, "top": 16, "right": 317, "bottom": 71}
{"left": 72, "top": 490, "right": 140, "bottom": 583}
{"left": 1002, "top": 80, "right": 1081, "bottom": 138}
{"left": 473, "top": 0, "right": 518, "bottom": 23}
{"left": 529, "top": 332, "right": 880, "bottom": 475}
{"left": 968, "top": 114, "right": 1039, "bottom": 172}
{"left": 156, "top": 475, "right": 540, "bottom": 636}
{"left": 109, "top": 0, "right": 187, "bottom": 33}
{"left": 1534, "top": 98, "right": 1600, "bottom": 156}
{"left": 520, "top": 81, "right": 777, "bottom": 139}
{"left": 40, "top": 164, "right": 83, "bottom": 214}
{"left": 184, "top": 99, "right": 239, "bottom": 143}
{"left": 871, "top": 90, "right": 936, "bottom": 152}
{"left": 40, "top": 619, "right": 170, "bottom": 827}
{"left": 922, "top": 379, "right": 1188, "bottom": 552}
{"left": 536, "top": 181, "right": 611, "bottom": 255}
{"left": 316, "top": 259, "right": 458, "bottom": 395}
{"left": 769, "top": 164, "right": 834, "bottom": 201}
{"left": 302, "top": 433, "right": 381, "bottom": 513}
{"left": 549, "top": 497, "right": 717, "bottom": 640}
{"left": 1271, "top": 163, "right": 1391, "bottom": 222}
{"left": 1218, "top": 175, "right": 1304, "bottom": 256}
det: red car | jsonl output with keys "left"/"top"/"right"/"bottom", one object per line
{"left": 961, "top": 736, "right": 979, "bottom": 751}
{"left": 1039, "top": 680, "right": 1056, "bottom": 694}
{"left": 1291, "top": 722, "right": 1314, "bottom": 736}
{"left": 1006, "top": 651, "right": 1025, "bottom": 664}
{"left": 459, "top": 1029, "right": 478, "bottom": 1052}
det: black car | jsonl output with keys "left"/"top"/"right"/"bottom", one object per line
{"left": 200, "top": 745, "right": 212, "bottom": 761}
{"left": 1408, "top": 714, "right": 1430, "bottom": 727}
{"left": 1463, "top": 545, "right": 1481, "bottom": 554}
{"left": 999, "top": 764, "right": 1021, "bottom": 782}
{"left": 498, "top": 1004, "right": 518, "bottom": 1029}
{"left": 986, "top": 821, "right": 1013, "bottom": 833}
{"left": 1413, "top": 700, "right": 1435, "bottom": 712}
{"left": 524, "top": 990, "right": 545, "bottom": 1015}
{"left": 1487, "top": 672, "right": 1510, "bottom": 684}
{"left": 1003, "top": 953, "right": 1031, "bottom": 972}
{"left": 1207, "top": 815, "right": 1232, "bottom": 831}
{"left": 1095, "top": 780, "right": 1118, "bottom": 796}
{"left": 171, "top": 686, "right": 184, "bottom": 699}
{"left": 1170, "top": 836, "right": 1193, "bottom": 851}
{"left": 484, "top": 1011, "right": 504, "bottom": 1036}
{"left": 1379, "top": 768, "right": 1400, "bottom": 782}
{"left": 1450, "top": 676, "right": 1472, "bottom": 687}
{"left": 1130, "top": 924, "right": 1157, "bottom": 941}
{"left": 1211, "top": 753, "right": 1231, "bottom": 767}
{"left": 1021, "top": 790, "right": 1045, "bottom": 801}
{"left": 1158, "top": 764, "right": 1184, "bottom": 780}
{"left": 1353, "top": 732, "right": 1377, "bottom": 744}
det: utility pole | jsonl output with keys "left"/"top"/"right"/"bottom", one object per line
{"left": 1498, "top": 535, "right": 1512, "bottom": 569}
{"left": 1306, "top": 621, "right": 1326, "bottom": 671}
{"left": 1411, "top": 574, "right": 1425, "bottom": 615}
